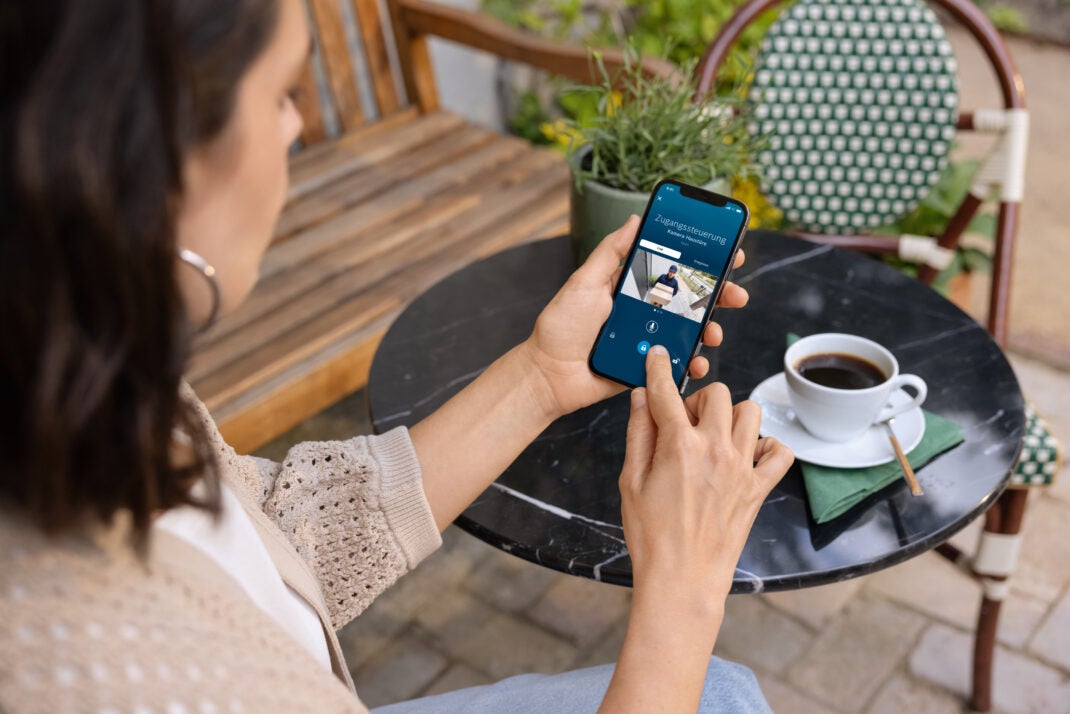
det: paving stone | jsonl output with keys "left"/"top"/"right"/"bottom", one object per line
{"left": 412, "top": 587, "right": 495, "bottom": 648}
{"left": 527, "top": 575, "right": 631, "bottom": 647}
{"left": 569, "top": 617, "right": 627, "bottom": 670}
{"left": 1043, "top": 462, "right": 1070, "bottom": 507}
{"left": 1013, "top": 496, "right": 1070, "bottom": 603}
{"left": 338, "top": 596, "right": 414, "bottom": 671}
{"left": 998, "top": 589, "right": 1052, "bottom": 650}
{"left": 1010, "top": 355, "right": 1070, "bottom": 443}
{"left": 754, "top": 671, "right": 836, "bottom": 714}
{"left": 351, "top": 633, "right": 449, "bottom": 708}
{"left": 419, "top": 662, "right": 493, "bottom": 698}
{"left": 865, "top": 552, "right": 980, "bottom": 631}
{"left": 254, "top": 388, "right": 373, "bottom": 462}
{"left": 865, "top": 554, "right": 1052, "bottom": 652}
{"left": 910, "top": 622, "right": 1070, "bottom": 714}
{"left": 787, "top": 597, "right": 926, "bottom": 710}
{"left": 414, "top": 590, "right": 578, "bottom": 681}
{"left": 864, "top": 672, "right": 963, "bottom": 714}
{"left": 716, "top": 594, "right": 815, "bottom": 675}
{"left": 464, "top": 548, "right": 561, "bottom": 613}
{"left": 1028, "top": 585, "right": 1070, "bottom": 672}
{"left": 427, "top": 525, "right": 493, "bottom": 586}
{"left": 762, "top": 577, "right": 866, "bottom": 630}
{"left": 338, "top": 528, "right": 488, "bottom": 669}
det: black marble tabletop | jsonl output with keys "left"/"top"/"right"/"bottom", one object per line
{"left": 368, "top": 232, "right": 1024, "bottom": 593}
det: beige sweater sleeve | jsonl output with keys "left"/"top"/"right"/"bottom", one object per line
{"left": 184, "top": 386, "right": 442, "bottom": 630}
{"left": 252, "top": 429, "right": 441, "bottom": 628}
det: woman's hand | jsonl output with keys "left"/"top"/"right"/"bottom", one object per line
{"left": 521, "top": 215, "right": 749, "bottom": 419}
{"left": 620, "top": 347, "right": 793, "bottom": 600}
{"left": 598, "top": 349, "right": 793, "bottom": 714}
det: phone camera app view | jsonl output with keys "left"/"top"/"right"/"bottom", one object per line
{"left": 590, "top": 181, "right": 747, "bottom": 389}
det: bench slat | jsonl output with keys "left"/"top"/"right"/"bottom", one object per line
{"left": 288, "top": 106, "right": 419, "bottom": 178}
{"left": 351, "top": 0, "right": 401, "bottom": 116}
{"left": 194, "top": 128, "right": 528, "bottom": 355}
{"left": 263, "top": 132, "right": 529, "bottom": 279}
{"left": 276, "top": 122, "right": 497, "bottom": 240}
{"left": 287, "top": 111, "right": 463, "bottom": 203}
{"left": 192, "top": 154, "right": 568, "bottom": 422}
{"left": 307, "top": 0, "right": 366, "bottom": 130}
{"left": 190, "top": 143, "right": 559, "bottom": 382}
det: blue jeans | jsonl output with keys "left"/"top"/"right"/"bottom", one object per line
{"left": 373, "top": 656, "right": 772, "bottom": 713}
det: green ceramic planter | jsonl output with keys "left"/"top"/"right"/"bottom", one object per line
{"left": 569, "top": 151, "right": 731, "bottom": 266}
{"left": 569, "top": 175, "right": 650, "bottom": 266}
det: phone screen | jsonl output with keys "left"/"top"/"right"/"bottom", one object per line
{"left": 588, "top": 180, "right": 749, "bottom": 390}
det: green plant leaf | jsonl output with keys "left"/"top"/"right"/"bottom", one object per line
{"left": 566, "top": 46, "right": 760, "bottom": 193}
{"left": 961, "top": 247, "right": 993, "bottom": 272}
{"left": 986, "top": 5, "right": 1029, "bottom": 33}
{"left": 966, "top": 212, "right": 996, "bottom": 240}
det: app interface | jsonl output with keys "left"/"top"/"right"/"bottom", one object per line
{"left": 591, "top": 183, "right": 746, "bottom": 387}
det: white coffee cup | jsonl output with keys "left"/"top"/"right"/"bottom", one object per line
{"left": 784, "top": 333, "right": 927, "bottom": 443}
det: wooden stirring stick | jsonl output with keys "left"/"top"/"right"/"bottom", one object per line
{"left": 884, "top": 418, "right": 923, "bottom": 496}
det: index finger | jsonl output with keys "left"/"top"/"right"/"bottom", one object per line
{"left": 644, "top": 346, "right": 690, "bottom": 432}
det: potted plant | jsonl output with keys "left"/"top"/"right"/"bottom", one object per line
{"left": 566, "top": 50, "right": 760, "bottom": 264}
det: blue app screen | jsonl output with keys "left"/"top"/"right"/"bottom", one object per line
{"left": 590, "top": 182, "right": 746, "bottom": 387}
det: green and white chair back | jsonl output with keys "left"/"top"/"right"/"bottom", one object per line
{"left": 748, "top": 0, "right": 959, "bottom": 237}
{"left": 699, "top": 0, "right": 1029, "bottom": 343}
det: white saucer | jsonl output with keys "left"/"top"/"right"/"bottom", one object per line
{"left": 748, "top": 373, "right": 926, "bottom": 468}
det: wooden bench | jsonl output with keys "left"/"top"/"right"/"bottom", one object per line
{"left": 188, "top": 0, "right": 669, "bottom": 453}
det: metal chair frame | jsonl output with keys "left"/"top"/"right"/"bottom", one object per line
{"left": 697, "top": 2, "right": 1030, "bottom": 710}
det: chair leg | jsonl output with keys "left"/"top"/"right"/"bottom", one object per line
{"left": 972, "top": 597, "right": 1001, "bottom": 711}
{"left": 969, "top": 487, "right": 1030, "bottom": 712}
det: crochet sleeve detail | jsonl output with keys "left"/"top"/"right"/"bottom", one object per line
{"left": 179, "top": 383, "right": 441, "bottom": 628}
{"left": 253, "top": 428, "right": 442, "bottom": 628}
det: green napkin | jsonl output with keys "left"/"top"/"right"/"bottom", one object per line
{"left": 800, "top": 410, "right": 964, "bottom": 523}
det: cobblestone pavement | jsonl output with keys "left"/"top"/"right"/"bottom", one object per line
{"left": 256, "top": 27, "right": 1070, "bottom": 714}
{"left": 258, "top": 352, "right": 1068, "bottom": 713}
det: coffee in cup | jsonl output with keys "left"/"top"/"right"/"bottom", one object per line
{"left": 784, "top": 334, "right": 927, "bottom": 443}
{"left": 795, "top": 353, "right": 887, "bottom": 390}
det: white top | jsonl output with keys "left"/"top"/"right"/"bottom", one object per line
{"left": 155, "top": 482, "right": 332, "bottom": 671}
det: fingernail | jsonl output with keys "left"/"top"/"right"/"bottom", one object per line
{"left": 649, "top": 345, "right": 668, "bottom": 356}
{"left": 631, "top": 388, "right": 646, "bottom": 410}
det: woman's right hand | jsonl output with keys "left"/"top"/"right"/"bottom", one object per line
{"left": 620, "top": 344, "right": 793, "bottom": 608}
{"left": 599, "top": 347, "right": 793, "bottom": 713}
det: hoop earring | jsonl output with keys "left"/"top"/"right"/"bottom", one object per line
{"left": 178, "top": 248, "right": 221, "bottom": 330}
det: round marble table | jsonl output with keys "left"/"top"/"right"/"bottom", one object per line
{"left": 368, "top": 232, "right": 1025, "bottom": 593}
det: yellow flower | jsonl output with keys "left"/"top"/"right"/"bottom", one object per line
{"left": 539, "top": 119, "right": 576, "bottom": 150}
{"left": 732, "top": 177, "right": 782, "bottom": 230}
{"left": 607, "top": 91, "right": 623, "bottom": 117}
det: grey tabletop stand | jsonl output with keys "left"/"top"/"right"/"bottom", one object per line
{"left": 368, "top": 232, "right": 1024, "bottom": 593}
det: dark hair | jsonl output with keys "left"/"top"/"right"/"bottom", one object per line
{"left": 0, "top": 0, "right": 279, "bottom": 542}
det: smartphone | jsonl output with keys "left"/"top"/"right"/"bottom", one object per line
{"left": 588, "top": 179, "right": 749, "bottom": 392}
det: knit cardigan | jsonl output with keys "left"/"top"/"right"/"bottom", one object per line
{"left": 0, "top": 385, "right": 443, "bottom": 713}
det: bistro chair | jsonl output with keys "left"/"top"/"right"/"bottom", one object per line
{"left": 697, "top": 0, "right": 1061, "bottom": 710}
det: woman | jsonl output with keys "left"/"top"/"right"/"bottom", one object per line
{"left": 0, "top": 1, "right": 793, "bottom": 712}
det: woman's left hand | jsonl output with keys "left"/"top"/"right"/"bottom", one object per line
{"left": 522, "top": 215, "right": 750, "bottom": 419}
